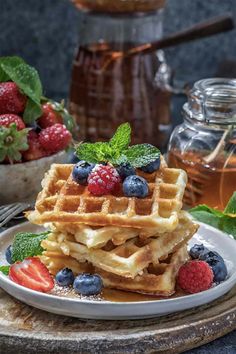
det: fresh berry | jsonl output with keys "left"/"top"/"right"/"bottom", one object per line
{"left": 5, "top": 245, "right": 13, "bottom": 264}
{"left": 55, "top": 268, "right": 75, "bottom": 287}
{"left": 199, "top": 251, "right": 227, "bottom": 283}
{"left": 0, "top": 82, "right": 27, "bottom": 114}
{"left": 9, "top": 257, "right": 54, "bottom": 292}
{"left": 73, "top": 273, "right": 103, "bottom": 296}
{"left": 38, "top": 103, "right": 63, "bottom": 129}
{"left": 189, "top": 244, "right": 209, "bottom": 259}
{"left": 178, "top": 260, "right": 213, "bottom": 294}
{"left": 0, "top": 114, "right": 25, "bottom": 130}
{"left": 117, "top": 163, "right": 136, "bottom": 180}
{"left": 72, "top": 161, "right": 95, "bottom": 185}
{"left": 123, "top": 175, "right": 149, "bottom": 198}
{"left": 140, "top": 156, "right": 161, "bottom": 173}
{"left": 38, "top": 123, "right": 72, "bottom": 154}
{"left": 0, "top": 124, "right": 29, "bottom": 163}
{"left": 22, "top": 131, "right": 46, "bottom": 161}
{"left": 88, "top": 164, "right": 121, "bottom": 196}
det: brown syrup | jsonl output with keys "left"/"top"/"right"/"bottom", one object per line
{"left": 69, "top": 42, "right": 171, "bottom": 149}
{"left": 51, "top": 284, "right": 187, "bottom": 302}
{"left": 168, "top": 149, "right": 236, "bottom": 210}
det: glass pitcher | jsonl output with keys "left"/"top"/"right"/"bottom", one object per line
{"left": 69, "top": 1, "right": 172, "bottom": 150}
{"left": 167, "top": 78, "right": 236, "bottom": 210}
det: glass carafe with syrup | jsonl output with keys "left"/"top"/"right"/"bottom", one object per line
{"left": 69, "top": 0, "right": 172, "bottom": 149}
{"left": 167, "top": 78, "right": 236, "bottom": 210}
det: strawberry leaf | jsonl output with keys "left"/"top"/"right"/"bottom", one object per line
{"left": 0, "top": 124, "right": 29, "bottom": 163}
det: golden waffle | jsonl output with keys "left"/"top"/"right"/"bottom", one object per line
{"left": 40, "top": 245, "right": 189, "bottom": 296}
{"left": 27, "top": 159, "right": 187, "bottom": 230}
{"left": 97, "top": 245, "right": 189, "bottom": 296}
{"left": 41, "top": 213, "right": 198, "bottom": 278}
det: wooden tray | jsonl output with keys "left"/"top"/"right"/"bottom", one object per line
{"left": 0, "top": 286, "right": 235, "bottom": 354}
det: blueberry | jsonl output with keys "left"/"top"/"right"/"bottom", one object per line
{"left": 69, "top": 152, "right": 80, "bottom": 164}
{"left": 73, "top": 273, "right": 103, "bottom": 296}
{"left": 140, "top": 156, "right": 161, "bottom": 173}
{"left": 117, "top": 163, "right": 136, "bottom": 180}
{"left": 200, "top": 251, "right": 227, "bottom": 283}
{"left": 72, "top": 161, "right": 95, "bottom": 185}
{"left": 55, "top": 268, "right": 75, "bottom": 286}
{"left": 5, "top": 245, "right": 13, "bottom": 264}
{"left": 123, "top": 175, "right": 149, "bottom": 198}
{"left": 189, "top": 244, "right": 209, "bottom": 259}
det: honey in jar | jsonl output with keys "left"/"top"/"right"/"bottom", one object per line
{"left": 69, "top": 5, "right": 172, "bottom": 150}
{"left": 167, "top": 78, "right": 236, "bottom": 210}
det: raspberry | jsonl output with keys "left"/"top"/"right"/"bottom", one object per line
{"left": 88, "top": 164, "right": 121, "bottom": 196}
{"left": 38, "top": 123, "right": 72, "bottom": 154}
{"left": 178, "top": 260, "right": 213, "bottom": 294}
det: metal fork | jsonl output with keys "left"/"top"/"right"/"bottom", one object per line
{"left": 0, "top": 202, "right": 31, "bottom": 227}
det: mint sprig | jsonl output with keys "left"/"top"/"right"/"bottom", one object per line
{"left": 11, "top": 231, "right": 50, "bottom": 263}
{"left": 189, "top": 192, "right": 236, "bottom": 239}
{"left": 76, "top": 123, "right": 160, "bottom": 168}
{"left": 0, "top": 266, "right": 10, "bottom": 275}
{"left": 0, "top": 56, "right": 43, "bottom": 123}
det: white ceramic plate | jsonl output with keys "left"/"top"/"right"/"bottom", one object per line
{"left": 0, "top": 222, "right": 236, "bottom": 320}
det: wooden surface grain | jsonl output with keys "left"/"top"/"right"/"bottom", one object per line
{"left": 0, "top": 286, "right": 235, "bottom": 354}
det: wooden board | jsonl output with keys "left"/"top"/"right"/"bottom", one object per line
{"left": 0, "top": 286, "right": 236, "bottom": 354}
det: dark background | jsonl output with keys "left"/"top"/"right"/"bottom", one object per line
{"left": 1, "top": 0, "right": 236, "bottom": 102}
{"left": 0, "top": 1, "right": 236, "bottom": 352}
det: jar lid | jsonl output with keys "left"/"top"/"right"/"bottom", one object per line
{"left": 183, "top": 78, "right": 236, "bottom": 125}
{"left": 71, "top": 0, "right": 166, "bottom": 14}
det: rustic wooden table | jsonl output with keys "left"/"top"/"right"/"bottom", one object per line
{"left": 0, "top": 284, "right": 235, "bottom": 354}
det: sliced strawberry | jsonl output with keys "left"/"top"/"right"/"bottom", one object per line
{"left": 9, "top": 257, "right": 54, "bottom": 293}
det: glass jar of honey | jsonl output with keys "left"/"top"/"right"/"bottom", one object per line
{"left": 69, "top": 0, "right": 172, "bottom": 150}
{"left": 167, "top": 78, "right": 236, "bottom": 210}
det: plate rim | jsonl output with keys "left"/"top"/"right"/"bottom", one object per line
{"left": 0, "top": 221, "right": 236, "bottom": 307}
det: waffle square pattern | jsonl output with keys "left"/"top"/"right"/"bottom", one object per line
{"left": 28, "top": 161, "right": 187, "bottom": 231}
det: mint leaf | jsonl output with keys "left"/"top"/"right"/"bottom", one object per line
{"left": 224, "top": 192, "right": 236, "bottom": 215}
{"left": 0, "top": 58, "right": 43, "bottom": 123}
{"left": 219, "top": 216, "right": 236, "bottom": 238}
{"left": 0, "top": 56, "right": 25, "bottom": 82}
{"left": 189, "top": 203, "right": 236, "bottom": 240}
{"left": 109, "top": 123, "right": 131, "bottom": 152}
{"left": 189, "top": 205, "right": 223, "bottom": 229}
{"left": 76, "top": 142, "right": 115, "bottom": 164}
{"left": 1, "top": 62, "right": 42, "bottom": 101}
{"left": 11, "top": 231, "right": 50, "bottom": 263}
{"left": 23, "top": 98, "right": 42, "bottom": 124}
{"left": 0, "top": 266, "right": 10, "bottom": 275}
{"left": 123, "top": 144, "right": 160, "bottom": 168}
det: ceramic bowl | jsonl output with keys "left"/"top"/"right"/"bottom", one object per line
{"left": 0, "top": 151, "right": 68, "bottom": 204}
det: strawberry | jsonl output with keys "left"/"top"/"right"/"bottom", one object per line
{"left": 0, "top": 82, "right": 27, "bottom": 114}
{"left": 38, "top": 102, "right": 63, "bottom": 128}
{"left": 38, "top": 123, "right": 72, "bottom": 154}
{"left": 22, "top": 131, "right": 47, "bottom": 161}
{"left": 0, "top": 124, "right": 29, "bottom": 163}
{"left": 9, "top": 257, "right": 54, "bottom": 293}
{"left": 0, "top": 114, "right": 25, "bottom": 130}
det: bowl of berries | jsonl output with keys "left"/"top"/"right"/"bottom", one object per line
{"left": 0, "top": 56, "right": 75, "bottom": 203}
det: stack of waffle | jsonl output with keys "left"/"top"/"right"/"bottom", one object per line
{"left": 28, "top": 159, "right": 198, "bottom": 296}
